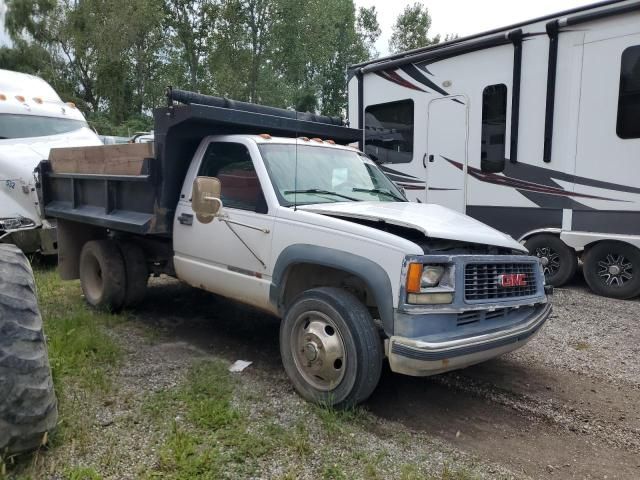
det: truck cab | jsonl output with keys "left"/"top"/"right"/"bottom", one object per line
{"left": 40, "top": 89, "right": 551, "bottom": 406}
{"left": 0, "top": 69, "right": 101, "bottom": 254}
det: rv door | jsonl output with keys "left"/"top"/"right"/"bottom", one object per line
{"left": 426, "top": 96, "right": 468, "bottom": 213}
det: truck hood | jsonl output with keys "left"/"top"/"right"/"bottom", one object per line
{"left": 298, "top": 202, "right": 526, "bottom": 253}
{"left": 0, "top": 128, "right": 101, "bottom": 224}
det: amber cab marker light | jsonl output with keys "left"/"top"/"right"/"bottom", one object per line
{"left": 33, "top": 97, "right": 43, "bottom": 104}
{"left": 325, "top": 139, "right": 336, "bottom": 145}
{"left": 311, "top": 137, "right": 323, "bottom": 143}
{"left": 406, "top": 263, "right": 423, "bottom": 294}
{"left": 15, "top": 95, "right": 26, "bottom": 103}
{"left": 259, "top": 133, "right": 272, "bottom": 140}
{"left": 66, "top": 102, "right": 76, "bottom": 109}
{"left": 299, "top": 137, "right": 310, "bottom": 142}
{"left": 0, "top": 94, "right": 6, "bottom": 101}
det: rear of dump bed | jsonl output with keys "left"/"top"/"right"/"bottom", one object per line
{"left": 39, "top": 88, "right": 363, "bottom": 238}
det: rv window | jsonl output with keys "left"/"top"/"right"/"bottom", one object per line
{"left": 364, "top": 100, "right": 414, "bottom": 164}
{"left": 617, "top": 46, "right": 640, "bottom": 139}
{"left": 480, "top": 84, "right": 507, "bottom": 173}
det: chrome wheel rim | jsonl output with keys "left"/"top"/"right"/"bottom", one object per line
{"left": 596, "top": 253, "right": 633, "bottom": 288}
{"left": 534, "top": 247, "right": 561, "bottom": 277}
{"left": 290, "top": 311, "right": 346, "bottom": 391}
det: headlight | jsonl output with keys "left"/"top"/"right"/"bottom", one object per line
{"left": 406, "top": 262, "right": 453, "bottom": 305}
{"left": 0, "top": 216, "right": 36, "bottom": 231}
{"left": 421, "top": 265, "right": 445, "bottom": 288}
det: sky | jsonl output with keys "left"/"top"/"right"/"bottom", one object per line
{"left": 0, "top": 0, "right": 597, "bottom": 52}
{"left": 354, "top": 0, "right": 596, "bottom": 56}
{"left": 0, "top": 0, "right": 8, "bottom": 47}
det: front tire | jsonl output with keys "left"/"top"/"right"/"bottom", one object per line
{"left": 0, "top": 244, "right": 58, "bottom": 454}
{"left": 525, "top": 234, "right": 577, "bottom": 287}
{"left": 280, "top": 287, "right": 383, "bottom": 408}
{"left": 583, "top": 241, "right": 640, "bottom": 299}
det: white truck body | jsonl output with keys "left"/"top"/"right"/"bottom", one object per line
{"left": 41, "top": 92, "right": 551, "bottom": 405}
{"left": 0, "top": 69, "right": 101, "bottom": 253}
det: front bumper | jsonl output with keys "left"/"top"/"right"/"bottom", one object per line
{"left": 0, "top": 220, "right": 57, "bottom": 255}
{"left": 388, "top": 302, "right": 551, "bottom": 376}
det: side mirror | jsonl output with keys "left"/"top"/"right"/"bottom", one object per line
{"left": 192, "top": 176, "right": 222, "bottom": 223}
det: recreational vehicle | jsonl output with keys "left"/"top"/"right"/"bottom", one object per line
{"left": 0, "top": 69, "right": 101, "bottom": 254}
{"left": 347, "top": 0, "right": 640, "bottom": 299}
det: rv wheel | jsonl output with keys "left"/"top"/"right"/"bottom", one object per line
{"left": 583, "top": 241, "right": 640, "bottom": 299}
{"left": 525, "top": 234, "right": 577, "bottom": 287}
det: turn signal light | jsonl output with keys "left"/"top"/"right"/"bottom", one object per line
{"left": 406, "top": 263, "right": 423, "bottom": 293}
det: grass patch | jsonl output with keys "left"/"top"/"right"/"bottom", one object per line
{"left": 5, "top": 267, "right": 124, "bottom": 477}
{"left": 35, "top": 267, "right": 122, "bottom": 395}
{"left": 143, "top": 360, "right": 292, "bottom": 479}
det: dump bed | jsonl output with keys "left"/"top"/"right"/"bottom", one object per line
{"left": 40, "top": 89, "right": 363, "bottom": 235}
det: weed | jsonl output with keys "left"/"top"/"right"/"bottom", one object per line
{"left": 573, "top": 341, "right": 590, "bottom": 351}
{"left": 322, "top": 463, "right": 347, "bottom": 480}
{"left": 64, "top": 465, "right": 103, "bottom": 480}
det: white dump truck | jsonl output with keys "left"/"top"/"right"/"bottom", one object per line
{"left": 0, "top": 69, "right": 101, "bottom": 254}
{"left": 37, "top": 88, "right": 552, "bottom": 406}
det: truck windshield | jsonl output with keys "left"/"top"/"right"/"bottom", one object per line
{"left": 259, "top": 143, "right": 406, "bottom": 206}
{"left": 0, "top": 114, "right": 88, "bottom": 140}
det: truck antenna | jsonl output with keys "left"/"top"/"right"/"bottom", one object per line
{"left": 294, "top": 111, "right": 298, "bottom": 212}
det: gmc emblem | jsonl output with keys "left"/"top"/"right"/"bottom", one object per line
{"left": 499, "top": 273, "right": 527, "bottom": 288}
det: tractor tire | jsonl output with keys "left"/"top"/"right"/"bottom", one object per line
{"left": 0, "top": 244, "right": 58, "bottom": 455}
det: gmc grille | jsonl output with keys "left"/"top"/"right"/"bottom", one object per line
{"left": 465, "top": 263, "right": 538, "bottom": 301}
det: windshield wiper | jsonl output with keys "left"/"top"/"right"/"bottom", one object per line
{"left": 352, "top": 187, "right": 405, "bottom": 201}
{"left": 284, "top": 189, "right": 360, "bottom": 202}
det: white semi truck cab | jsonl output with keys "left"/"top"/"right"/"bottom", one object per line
{"left": 0, "top": 69, "right": 101, "bottom": 254}
{"left": 38, "top": 89, "right": 552, "bottom": 406}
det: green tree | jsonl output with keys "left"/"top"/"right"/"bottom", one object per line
{"left": 389, "top": 2, "right": 438, "bottom": 54}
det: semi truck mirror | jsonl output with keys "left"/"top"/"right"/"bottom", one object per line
{"left": 192, "top": 176, "right": 222, "bottom": 223}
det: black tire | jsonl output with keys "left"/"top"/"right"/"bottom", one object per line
{"left": 583, "top": 241, "right": 640, "bottom": 299}
{"left": 525, "top": 234, "right": 578, "bottom": 287}
{"left": 117, "top": 241, "right": 148, "bottom": 307}
{"left": 0, "top": 244, "right": 58, "bottom": 454}
{"left": 79, "top": 240, "right": 126, "bottom": 311}
{"left": 280, "top": 287, "right": 383, "bottom": 408}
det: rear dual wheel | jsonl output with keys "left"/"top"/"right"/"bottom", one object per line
{"left": 79, "top": 240, "right": 148, "bottom": 311}
{"left": 280, "top": 287, "right": 383, "bottom": 408}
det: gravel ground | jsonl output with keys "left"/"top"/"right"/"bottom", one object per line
{"left": 509, "top": 281, "right": 640, "bottom": 386}
{"left": 13, "top": 275, "right": 640, "bottom": 479}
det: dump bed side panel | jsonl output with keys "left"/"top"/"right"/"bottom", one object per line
{"left": 41, "top": 143, "right": 171, "bottom": 235}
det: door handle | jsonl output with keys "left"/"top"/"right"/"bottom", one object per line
{"left": 428, "top": 154, "right": 435, "bottom": 163}
{"left": 422, "top": 153, "right": 427, "bottom": 168}
{"left": 178, "top": 213, "right": 193, "bottom": 226}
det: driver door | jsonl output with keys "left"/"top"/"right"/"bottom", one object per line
{"left": 173, "top": 141, "right": 275, "bottom": 310}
